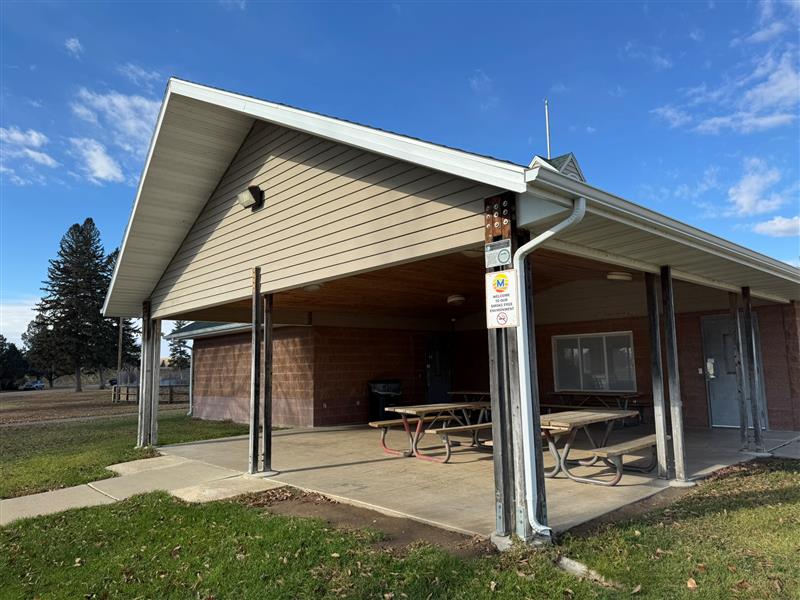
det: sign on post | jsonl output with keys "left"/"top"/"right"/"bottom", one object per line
{"left": 485, "top": 239, "right": 512, "bottom": 269}
{"left": 485, "top": 269, "right": 518, "bottom": 329}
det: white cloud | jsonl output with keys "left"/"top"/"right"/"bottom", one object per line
{"left": 652, "top": 2, "right": 797, "bottom": 136}
{"left": 19, "top": 148, "right": 59, "bottom": 167}
{"left": 726, "top": 157, "right": 786, "bottom": 215}
{"left": 0, "top": 126, "right": 48, "bottom": 148}
{"left": 689, "top": 28, "right": 705, "bottom": 42}
{"left": 741, "top": 51, "right": 799, "bottom": 112}
{"left": 0, "top": 165, "right": 29, "bottom": 186}
{"left": 64, "top": 37, "right": 83, "bottom": 58}
{"left": 622, "top": 41, "right": 673, "bottom": 70}
{"left": 675, "top": 166, "right": 721, "bottom": 199}
{"left": 694, "top": 111, "right": 795, "bottom": 134}
{"left": 0, "top": 297, "right": 39, "bottom": 346}
{"left": 608, "top": 84, "right": 627, "bottom": 98}
{"left": 550, "top": 82, "right": 568, "bottom": 94}
{"left": 117, "top": 63, "right": 162, "bottom": 89}
{"left": 585, "top": 125, "right": 596, "bottom": 134}
{"left": 70, "top": 138, "right": 125, "bottom": 184}
{"left": 468, "top": 69, "right": 499, "bottom": 111}
{"left": 753, "top": 215, "right": 800, "bottom": 237}
{"left": 219, "top": 0, "right": 246, "bottom": 8}
{"left": 651, "top": 105, "right": 692, "bottom": 128}
{"left": 0, "top": 126, "right": 58, "bottom": 181}
{"left": 736, "top": 21, "right": 788, "bottom": 44}
{"left": 469, "top": 69, "right": 492, "bottom": 93}
{"left": 70, "top": 88, "right": 160, "bottom": 157}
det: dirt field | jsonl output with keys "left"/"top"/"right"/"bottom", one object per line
{"left": 0, "top": 388, "right": 187, "bottom": 425}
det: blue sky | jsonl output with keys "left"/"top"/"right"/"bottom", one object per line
{"left": 1, "top": 0, "right": 799, "bottom": 347}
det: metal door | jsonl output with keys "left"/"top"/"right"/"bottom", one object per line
{"left": 425, "top": 333, "right": 452, "bottom": 404}
{"left": 701, "top": 314, "right": 767, "bottom": 428}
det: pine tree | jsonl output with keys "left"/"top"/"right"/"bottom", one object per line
{"left": 38, "top": 218, "right": 111, "bottom": 392}
{"left": 22, "top": 315, "right": 65, "bottom": 387}
{"left": 168, "top": 320, "right": 191, "bottom": 381}
{"left": 0, "top": 335, "right": 28, "bottom": 390}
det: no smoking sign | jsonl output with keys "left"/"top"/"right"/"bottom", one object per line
{"left": 485, "top": 269, "right": 518, "bottom": 329}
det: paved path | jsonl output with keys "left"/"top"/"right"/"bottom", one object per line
{"left": 0, "top": 455, "right": 281, "bottom": 526}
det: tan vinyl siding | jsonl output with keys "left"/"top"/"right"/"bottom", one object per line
{"left": 150, "top": 121, "right": 498, "bottom": 318}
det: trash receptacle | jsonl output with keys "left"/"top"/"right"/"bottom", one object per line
{"left": 368, "top": 379, "right": 402, "bottom": 421}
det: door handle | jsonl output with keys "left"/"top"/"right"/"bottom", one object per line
{"left": 705, "top": 358, "right": 716, "bottom": 380}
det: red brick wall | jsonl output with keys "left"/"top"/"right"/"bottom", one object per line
{"left": 312, "top": 327, "right": 427, "bottom": 426}
{"left": 192, "top": 332, "right": 251, "bottom": 423}
{"left": 191, "top": 303, "right": 799, "bottom": 431}
{"left": 192, "top": 327, "right": 314, "bottom": 427}
{"left": 757, "top": 303, "right": 800, "bottom": 430}
{"left": 271, "top": 328, "right": 315, "bottom": 427}
{"left": 533, "top": 306, "right": 800, "bottom": 431}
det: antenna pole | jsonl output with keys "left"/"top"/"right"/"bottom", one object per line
{"left": 544, "top": 99, "right": 551, "bottom": 159}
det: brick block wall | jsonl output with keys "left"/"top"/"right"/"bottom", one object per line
{"left": 191, "top": 327, "right": 314, "bottom": 427}
{"left": 312, "top": 326, "right": 427, "bottom": 426}
{"left": 533, "top": 306, "right": 799, "bottom": 431}
{"left": 757, "top": 303, "right": 800, "bottom": 430}
{"left": 190, "top": 302, "right": 799, "bottom": 431}
{"left": 192, "top": 332, "right": 251, "bottom": 423}
{"left": 271, "top": 327, "right": 315, "bottom": 427}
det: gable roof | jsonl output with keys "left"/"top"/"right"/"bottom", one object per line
{"left": 104, "top": 79, "right": 799, "bottom": 318}
{"left": 102, "top": 78, "right": 530, "bottom": 317}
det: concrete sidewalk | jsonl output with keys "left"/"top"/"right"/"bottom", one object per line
{"left": 0, "top": 455, "right": 280, "bottom": 526}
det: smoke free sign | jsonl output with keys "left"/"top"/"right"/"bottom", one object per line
{"left": 485, "top": 269, "right": 518, "bottom": 329}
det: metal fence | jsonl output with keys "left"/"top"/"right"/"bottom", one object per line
{"left": 111, "top": 384, "right": 190, "bottom": 404}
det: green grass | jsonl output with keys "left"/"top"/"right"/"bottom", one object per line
{"left": 1, "top": 459, "right": 797, "bottom": 599}
{"left": 0, "top": 414, "right": 248, "bottom": 498}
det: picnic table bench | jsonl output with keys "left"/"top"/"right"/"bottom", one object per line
{"left": 427, "top": 422, "right": 493, "bottom": 462}
{"left": 540, "top": 409, "right": 657, "bottom": 485}
{"left": 368, "top": 416, "right": 439, "bottom": 457}
{"left": 373, "top": 402, "right": 491, "bottom": 463}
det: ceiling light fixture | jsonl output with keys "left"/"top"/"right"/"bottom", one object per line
{"left": 303, "top": 283, "right": 323, "bottom": 293}
{"left": 461, "top": 249, "right": 484, "bottom": 259}
{"left": 606, "top": 271, "right": 633, "bottom": 282}
{"left": 446, "top": 294, "right": 466, "bottom": 306}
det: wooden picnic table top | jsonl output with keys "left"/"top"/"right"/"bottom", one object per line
{"left": 539, "top": 409, "right": 638, "bottom": 429}
{"left": 388, "top": 402, "right": 491, "bottom": 416}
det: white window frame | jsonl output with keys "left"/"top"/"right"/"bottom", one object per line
{"left": 551, "top": 331, "right": 637, "bottom": 393}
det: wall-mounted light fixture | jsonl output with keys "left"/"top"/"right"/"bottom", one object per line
{"left": 606, "top": 271, "right": 633, "bottom": 282}
{"left": 303, "top": 283, "right": 323, "bottom": 293}
{"left": 237, "top": 186, "right": 264, "bottom": 210}
{"left": 446, "top": 294, "right": 466, "bottom": 306}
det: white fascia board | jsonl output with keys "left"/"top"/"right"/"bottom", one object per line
{"left": 169, "top": 79, "right": 528, "bottom": 193}
{"left": 102, "top": 83, "right": 174, "bottom": 318}
{"left": 527, "top": 168, "right": 800, "bottom": 285}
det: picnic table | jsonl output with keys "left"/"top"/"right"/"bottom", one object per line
{"left": 376, "top": 402, "right": 491, "bottom": 463}
{"left": 539, "top": 409, "right": 644, "bottom": 485}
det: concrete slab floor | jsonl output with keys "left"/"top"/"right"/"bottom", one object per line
{"left": 162, "top": 426, "right": 800, "bottom": 537}
{"left": 171, "top": 475, "right": 283, "bottom": 503}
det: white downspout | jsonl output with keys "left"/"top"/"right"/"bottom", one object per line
{"left": 514, "top": 196, "right": 586, "bottom": 538}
